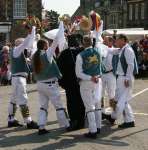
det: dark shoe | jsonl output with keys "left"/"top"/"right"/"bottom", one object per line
{"left": 66, "top": 124, "right": 84, "bottom": 132}
{"left": 27, "top": 121, "right": 38, "bottom": 129}
{"left": 8, "top": 120, "right": 23, "bottom": 127}
{"left": 76, "top": 125, "right": 85, "bottom": 130}
{"left": 84, "top": 132, "right": 97, "bottom": 139}
{"left": 97, "top": 128, "right": 101, "bottom": 134}
{"left": 38, "top": 129, "right": 49, "bottom": 135}
{"left": 102, "top": 113, "right": 106, "bottom": 120}
{"left": 66, "top": 126, "right": 77, "bottom": 132}
{"left": 102, "top": 114, "right": 115, "bottom": 125}
{"left": 118, "top": 122, "right": 135, "bottom": 128}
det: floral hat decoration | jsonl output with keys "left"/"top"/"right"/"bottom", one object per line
{"left": 22, "top": 16, "right": 41, "bottom": 30}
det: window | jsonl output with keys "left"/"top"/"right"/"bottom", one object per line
{"left": 13, "top": 0, "right": 27, "bottom": 19}
{"left": 129, "top": 4, "right": 133, "bottom": 20}
{"left": 95, "top": 1, "right": 100, "bottom": 8}
{"left": 135, "top": 4, "right": 138, "bottom": 20}
{"left": 141, "top": 3, "right": 145, "bottom": 19}
{"left": 111, "top": 14, "right": 116, "bottom": 25}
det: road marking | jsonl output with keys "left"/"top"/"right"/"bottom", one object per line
{"left": 133, "top": 112, "right": 148, "bottom": 116}
{"left": 130, "top": 88, "right": 148, "bottom": 116}
{"left": 104, "top": 108, "right": 148, "bottom": 116}
{"left": 60, "top": 88, "right": 148, "bottom": 116}
{"left": 60, "top": 88, "right": 148, "bottom": 96}
{"left": 132, "top": 88, "right": 148, "bottom": 98}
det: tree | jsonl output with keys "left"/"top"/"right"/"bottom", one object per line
{"left": 45, "top": 10, "right": 60, "bottom": 30}
{"left": 100, "top": 0, "right": 109, "bottom": 6}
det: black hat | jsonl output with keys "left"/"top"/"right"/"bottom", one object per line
{"left": 67, "top": 34, "right": 82, "bottom": 47}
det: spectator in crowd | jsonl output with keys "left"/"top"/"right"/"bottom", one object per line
{"left": 131, "top": 41, "right": 139, "bottom": 63}
{"left": 140, "top": 34, "right": 148, "bottom": 54}
{"left": 0, "top": 46, "right": 11, "bottom": 85}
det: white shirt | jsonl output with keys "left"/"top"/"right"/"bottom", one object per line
{"left": 116, "top": 44, "right": 135, "bottom": 80}
{"left": 75, "top": 47, "right": 92, "bottom": 81}
{"left": 102, "top": 53, "right": 113, "bottom": 72}
{"left": 12, "top": 27, "right": 36, "bottom": 76}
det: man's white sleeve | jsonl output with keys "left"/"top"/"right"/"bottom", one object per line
{"left": 46, "top": 21, "right": 64, "bottom": 62}
{"left": 13, "top": 26, "right": 36, "bottom": 58}
{"left": 75, "top": 54, "right": 91, "bottom": 80}
{"left": 108, "top": 47, "right": 120, "bottom": 55}
{"left": 125, "top": 48, "right": 135, "bottom": 80}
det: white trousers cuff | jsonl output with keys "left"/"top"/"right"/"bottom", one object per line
{"left": 56, "top": 108, "right": 70, "bottom": 128}
{"left": 87, "top": 111, "right": 97, "bottom": 133}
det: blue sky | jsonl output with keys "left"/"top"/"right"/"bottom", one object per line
{"left": 43, "top": 0, "right": 80, "bottom": 16}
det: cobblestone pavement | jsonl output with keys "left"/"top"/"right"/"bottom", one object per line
{"left": 0, "top": 79, "right": 148, "bottom": 150}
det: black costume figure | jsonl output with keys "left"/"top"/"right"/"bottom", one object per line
{"left": 57, "top": 34, "right": 85, "bottom": 130}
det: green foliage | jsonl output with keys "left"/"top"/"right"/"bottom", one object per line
{"left": 46, "top": 10, "right": 60, "bottom": 30}
{"left": 100, "top": 0, "right": 109, "bottom": 6}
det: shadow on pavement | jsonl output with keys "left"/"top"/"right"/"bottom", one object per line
{"left": 3, "top": 124, "right": 146, "bottom": 149}
{"left": 0, "top": 125, "right": 76, "bottom": 148}
{"left": 0, "top": 124, "right": 127, "bottom": 149}
{"left": 0, "top": 120, "right": 58, "bottom": 138}
{"left": 33, "top": 132, "right": 129, "bottom": 150}
{"left": 0, "top": 126, "right": 25, "bottom": 138}
{"left": 111, "top": 128, "right": 148, "bottom": 140}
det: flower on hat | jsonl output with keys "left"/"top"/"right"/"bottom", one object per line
{"left": 22, "top": 16, "right": 41, "bottom": 29}
{"left": 79, "top": 16, "right": 92, "bottom": 32}
{"left": 89, "top": 10, "right": 101, "bottom": 32}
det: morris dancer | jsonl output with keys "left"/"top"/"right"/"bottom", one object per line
{"left": 104, "top": 34, "right": 138, "bottom": 128}
{"left": 32, "top": 22, "right": 70, "bottom": 135}
{"left": 101, "top": 36, "right": 116, "bottom": 111}
{"left": 8, "top": 26, "right": 38, "bottom": 129}
{"left": 76, "top": 35, "right": 102, "bottom": 139}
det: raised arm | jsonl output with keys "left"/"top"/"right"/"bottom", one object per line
{"left": 108, "top": 47, "right": 120, "bottom": 55}
{"left": 46, "top": 21, "right": 65, "bottom": 62}
{"left": 13, "top": 26, "right": 36, "bottom": 58}
{"left": 95, "top": 20, "right": 103, "bottom": 42}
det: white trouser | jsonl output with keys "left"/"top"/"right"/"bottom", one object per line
{"left": 8, "top": 76, "right": 32, "bottom": 123}
{"left": 80, "top": 79, "right": 102, "bottom": 133}
{"left": 37, "top": 81, "right": 69, "bottom": 128}
{"left": 102, "top": 72, "right": 116, "bottom": 100}
{"left": 111, "top": 76, "right": 135, "bottom": 122}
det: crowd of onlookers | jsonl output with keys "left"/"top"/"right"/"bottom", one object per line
{"left": 0, "top": 44, "right": 11, "bottom": 85}
{"left": 0, "top": 34, "right": 148, "bottom": 86}
{"left": 130, "top": 34, "right": 148, "bottom": 77}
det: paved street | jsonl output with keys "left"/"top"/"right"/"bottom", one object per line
{"left": 0, "top": 79, "right": 148, "bottom": 150}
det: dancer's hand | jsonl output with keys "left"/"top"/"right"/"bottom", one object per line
{"left": 91, "top": 76, "right": 99, "bottom": 83}
{"left": 124, "top": 79, "right": 129, "bottom": 88}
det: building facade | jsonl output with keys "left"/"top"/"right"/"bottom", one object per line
{"left": 95, "top": 0, "right": 127, "bottom": 29}
{"left": 127, "top": 0, "right": 148, "bottom": 29}
{"left": 73, "top": 0, "right": 127, "bottom": 29}
{"left": 0, "top": 0, "right": 42, "bottom": 47}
